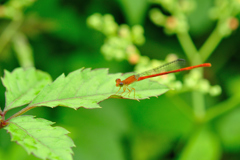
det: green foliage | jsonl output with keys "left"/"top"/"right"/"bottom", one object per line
{"left": 5, "top": 115, "right": 75, "bottom": 160}
{"left": 28, "top": 68, "right": 115, "bottom": 109}
{"left": 2, "top": 68, "right": 51, "bottom": 112}
{"left": 88, "top": 13, "right": 220, "bottom": 96}
{"left": 0, "top": 66, "right": 169, "bottom": 159}
{"left": 215, "top": 107, "right": 240, "bottom": 151}
{"left": 179, "top": 127, "right": 220, "bottom": 160}
{"left": 2, "top": 67, "right": 169, "bottom": 111}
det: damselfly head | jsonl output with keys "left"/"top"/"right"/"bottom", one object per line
{"left": 116, "top": 79, "right": 124, "bottom": 87}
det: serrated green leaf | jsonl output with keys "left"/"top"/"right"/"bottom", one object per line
{"left": 5, "top": 115, "right": 75, "bottom": 160}
{"left": 112, "top": 72, "right": 169, "bottom": 100}
{"left": 2, "top": 68, "right": 52, "bottom": 111}
{"left": 28, "top": 68, "right": 169, "bottom": 109}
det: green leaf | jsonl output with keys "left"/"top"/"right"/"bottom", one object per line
{"left": 215, "top": 106, "right": 240, "bottom": 151}
{"left": 179, "top": 127, "right": 221, "bottom": 160}
{"left": 5, "top": 115, "right": 75, "bottom": 160}
{"left": 226, "top": 76, "right": 240, "bottom": 96}
{"left": 28, "top": 69, "right": 169, "bottom": 109}
{"left": 2, "top": 68, "right": 52, "bottom": 111}
{"left": 116, "top": 73, "right": 169, "bottom": 99}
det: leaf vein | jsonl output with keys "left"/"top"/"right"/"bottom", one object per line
{"left": 10, "top": 121, "right": 64, "bottom": 158}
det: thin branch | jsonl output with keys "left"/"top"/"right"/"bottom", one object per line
{"left": 192, "top": 91, "right": 205, "bottom": 121}
{"left": 6, "top": 105, "right": 37, "bottom": 122}
{"left": 176, "top": 32, "right": 198, "bottom": 63}
{"left": 199, "top": 27, "right": 223, "bottom": 62}
{"left": 205, "top": 94, "right": 240, "bottom": 122}
{"left": 0, "top": 18, "right": 23, "bottom": 54}
{"left": 176, "top": 31, "right": 206, "bottom": 121}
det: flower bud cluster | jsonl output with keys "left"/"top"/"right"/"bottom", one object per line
{"left": 87, "top": 13, "right": 144, "bottom": 63}
{"left": 0, "top": 0, "right": 35, "bottom": 19}
{"left": 149, "top": 0, "right": 196, "bottom": 34}
{"left": 87, "top": 13, "right": 220, "bottom": 96}
{"left": 209, "top": 0, "right": 240, "bottom": 36}
{"left": 183, "top": 70, "right": 221, "bottom": 96}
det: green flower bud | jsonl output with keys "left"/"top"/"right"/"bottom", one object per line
{"left": 179, "top": 0, "right": 196, "bottom": 13}
{"left": 198, "top": 79, "right": 210, "bottom": 93}
{"left": 103, "top": 14, "right": 118, "bottom": 35}
{"left": 103, "top": 14, "right": 115, "bottom": 22}
{"left": 184, "top": 75, "right": 197, "bottom": 88}
{"left": 132, "top": 25, "right": 144, "bottom": 34}
{"left": 126, "top": 45, "right": 140, "bottom": 64}
{"left": 108, "top": 37, "right": 122, "bottom": 47}
{"left": 209, "top": 85, "right": 222, "bottom": 96}
{"left": 119, "top": 24, "right": 131, "bottom": 40}
{"left": 114, "top": 49, "right": 126, "bottom": 61}
{"left": 189, "top": 70, "right": 201, "bottom": 81}
{"left": 174, "top": 81, "right": 183, "bottom": 90}
{"left": 218, "top": 17, "right": 239, "bottom": 37}
{"left": 128, "top": 53, "right": 140, "bottom": 64}
{"left": 132, "top": 25, "right": 145, "bottom": 45}
{"left": 228, "top": 17, "right": 239, "bottom": 30}
{"left": 100, "top": 44, "right": 114, "bottom": 60}
{"left": 87, "top": 13, "right": 103, "bottom": 31}
{"left": 149, "top": 8, "right": 166, "bottom": 26}
{"left": 159, "top": 0, "right": 176, "bottom": 12}
{"left": 126, "top": 45, "right": 137, "bottom": 55}
{"left": 164, "top": 16, "right": 189, "bottom": 34}
{"left": 165, "top": 16, "right": 178, "bottom": 30}
{"left": 139, "top": 56, "right": 150, "bottom": 65}
{"left": 176, "top": 18, "right": 189, "bottom": 33}
{"left": 166, "top": 54, "right": 178, "bottom": 62}
{"left": 151, "top": 59, "right": 163, "bottom": 68}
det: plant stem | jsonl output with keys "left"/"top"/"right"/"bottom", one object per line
{"left": 176, "top": 32, "right": 206, "bottom": 121}
{"left": 6, "top": 105, "right": 37, "bottom": 122}
{"left": 176, "top": 32, "right": 198, "bottom": 63}
{"left": 205, "top": 94, "right": 240, "bottom": 122}
{"left": 0, "top": 18, "right": 23, "bottom": 54}
{"left": 0, "top": 105, "right": 36, "bottom": 129}
{"left": 12, "top": 33, "right": 35, "bottom": 68}
{"left": 192, "top": 91, "right": 205, "bottom": 121}
{"left": 0, "top": 110, "right": 6, "bottom": 129}
{"left": 0, "top": 122, "right": 4, "bottom": 129}
{"left": 199, "top": 27, "right": 223, "bottom": 62}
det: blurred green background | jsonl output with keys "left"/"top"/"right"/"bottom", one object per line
{"left": 0, "top": 0, "right": 240, "bottom": 160}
